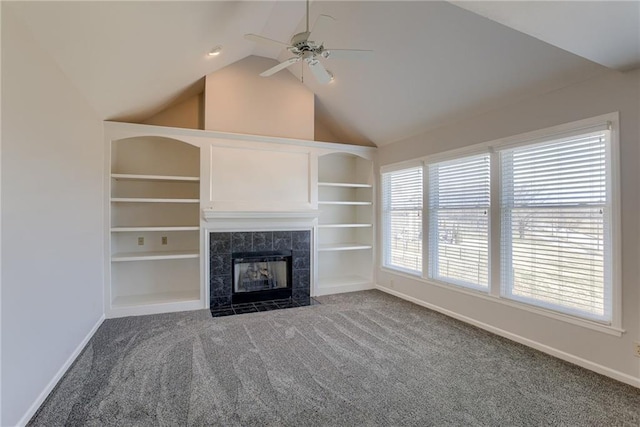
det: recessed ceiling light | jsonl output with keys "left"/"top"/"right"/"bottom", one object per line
{"left": 208, "top": 45, "right": 223, "bottom": 56}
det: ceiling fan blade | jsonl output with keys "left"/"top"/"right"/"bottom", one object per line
{"left": 244, "top": 34, "right": 292, "bottom": 49}
{"left": 322, "top": 49, "right": 373, "bottom": 60}
{"left": 260, "top": 57, "right": 301, "bottom": 77}
{"left": 306, "top": 58, "right": 332, "bottom": 84}
{"left": 309, "top": 14, "right": 335, "bottom": 45}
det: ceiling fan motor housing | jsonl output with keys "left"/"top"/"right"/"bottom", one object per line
{"left": 290, "top": 32, "right": 323, "bottom": 57}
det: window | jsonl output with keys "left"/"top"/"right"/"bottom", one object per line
{"left": 382, "top": 166, "right": 423, "bottom": 274}
{"left": 500, "top": 129, "right": 612, "bottom": 322}
{"left": 380, "top": 114, "right": 619, "bottom": 329}
{"left": 428, "top": 154, "right": 490, "bottom": 289}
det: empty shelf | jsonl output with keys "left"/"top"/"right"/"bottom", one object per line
{"left": 318, "top": 201, "right": 372, "bottom": 206}
{"left": 112, "top": 290, "right": 200, "bottom": 308}
{"left": 318, "top": 243, "right": 373, "bottom": 251}
{"left": 318, "top": 275, "right": 371, "bottom": 288}
{"left": 112, "top": 250, "right": 199, "bottom": 262}
{"left": 111, "top": 198, "right": 199, "bottom": 203}
{"left": 318, "top": 223, "right": 373, "bottom": 228}
{"left": 111, "top": 174, "right": 199, "bottom": 182}
{"left": 111, "top": 226, "right": 199, "bottom": 232}
{"left": 318, "top": 182, "right": 372, "bottom": 188}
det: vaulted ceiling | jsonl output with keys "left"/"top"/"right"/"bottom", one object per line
{"left": 6, "top": 1, "right": 639, "bottom": 146}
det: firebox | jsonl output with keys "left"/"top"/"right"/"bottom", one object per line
{"left": 231, "top": 250, "right": 292, "bottom": 304}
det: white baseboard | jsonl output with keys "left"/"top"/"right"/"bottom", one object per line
{"left": 17, "top": 314, "right": 105, "bottom": 426}
{"left": 375, "top": 284, "right": 640, "bottom": 389}
{"left": 314, "top": 282, "right": 373, "bottom": 297}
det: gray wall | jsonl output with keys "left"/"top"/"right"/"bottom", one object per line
{"left": 378, "top": 69, "right": 640, "bottom": 382}
{"left": 1, "top": 7, "right": 105, "bottom": 425}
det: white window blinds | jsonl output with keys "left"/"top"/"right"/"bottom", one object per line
{"left": 382, "top": 166, "right": 423, "bottom": 274}
{"left": 500, "top": 130, "right": 611, "bottom": 321}
{"left": 428, "top": 154, "right": 491, "bottom": 289}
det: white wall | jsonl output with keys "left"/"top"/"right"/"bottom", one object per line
{"left": 204, "top": 56, "right": 315, "bottom": 140}
{"left": 378, "top": 69, "right": 640, "bottom": 384}
{"left": 1, "top": 7, "right": 105, "bottom": 425}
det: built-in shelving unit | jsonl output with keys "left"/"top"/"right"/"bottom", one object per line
{"left": 108, "top": 136, "right": 201, "bottom": 317}
{"left": 317, "top": 152, "right": 374, "bottom": 295}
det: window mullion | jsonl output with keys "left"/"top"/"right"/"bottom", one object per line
{"left": 422, "top": 163, "right": 429, "bottom": 279}
{"left": 489, "top": 150, "right": 501, "bottom": 297}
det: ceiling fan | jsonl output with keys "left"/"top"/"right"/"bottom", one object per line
{"left": 244, "top": 0, "right": 372, "bottom": 84}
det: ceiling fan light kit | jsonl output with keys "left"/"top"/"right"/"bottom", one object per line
{"left": 244, "top": 0, "right": 372, "bottom": 84}
{"left": 208, "top": 45, "right": 223, "bottom": 56}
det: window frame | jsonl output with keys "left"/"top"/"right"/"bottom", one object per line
{"left": 381, "top": 161, "right": 425, "bottom": 276}
{"left": 379, "top": 112, "right": 622, "bottom": 334}
{"left": 498, "top": 129, "right": 613, "bottom": 323}
{"left": 427, "top": 153, "right": 492, "bottom": 291}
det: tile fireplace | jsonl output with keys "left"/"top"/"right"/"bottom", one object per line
{"left": 209, "top": 230, "right": 311, "bottom": 310}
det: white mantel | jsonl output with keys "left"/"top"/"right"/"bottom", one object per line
{"left": 202, "top": 209, "right": 320, "bottom": 231}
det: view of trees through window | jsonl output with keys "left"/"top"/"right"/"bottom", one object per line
{"left": 382, "top": 167, "right": 423, "bottom": 273}
{"left": 429, "top": 154, "right": 490, "bottom": 288}
{"left": 501, "top": 133, "right": 608, "bottom": 319}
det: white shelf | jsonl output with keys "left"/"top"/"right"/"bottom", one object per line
{"left": 318, "top": 275, "right": 371, "bottom": 288}
{"left": 318, "top": 201, "right": 372, "bottom": 206}
{"left": 318, "top": 182, "right": 372, "bottom": 188}
{"left": 111, "top": 197, "right": 199, "bottom": 203}
{"left": 318, "top": 223, "right": 373, "bottom": 228}
{"left": 111, "top": 226, "right": 199, "bottom": 232}
{"left": 319, "top": 243, "right": 373, "bottom": 252}
{"left": 111, "top": 173, "right": 199, "bottom": 182}
{"left": 112, "top": 250, "right": 199, "bottom": 262}
{"left": 112, "top": 289, "right": 200, "bottom": 308}
{"left": 109, "top": 137, "right": 202, "bottom": 319}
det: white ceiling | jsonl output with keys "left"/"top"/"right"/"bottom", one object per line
{"left": 7, "top": 1, "right": 636, "bottom": 146}
{"left": 452, "top": 1, "right": 640, "bottom": 71}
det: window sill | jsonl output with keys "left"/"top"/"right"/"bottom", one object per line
{"left": 378, "top": 268, "right": 625, "bottom": 337}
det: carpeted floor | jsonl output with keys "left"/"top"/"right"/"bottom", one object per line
{"left": 29, "top": 290, "right": 640, "bottom": 426}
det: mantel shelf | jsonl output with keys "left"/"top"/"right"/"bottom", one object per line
{"left": 111, "top": 173, "right": 199, "bottom": 182}
{"left": 203, "top": 209, "right": 320, "bottom": 222}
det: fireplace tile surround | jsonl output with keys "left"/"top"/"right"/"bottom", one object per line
{"left": 209, "top": 230, "right": 312, "bottom": 310}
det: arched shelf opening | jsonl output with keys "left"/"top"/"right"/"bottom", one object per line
{"left": 111, "top": 136, "right": 199, "bottom": 179}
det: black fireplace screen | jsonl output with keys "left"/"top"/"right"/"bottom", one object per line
{"left": 232, "top": 252, "right": 291, "bottom": 294}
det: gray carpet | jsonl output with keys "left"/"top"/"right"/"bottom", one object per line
{"left": 29, "top": 290, "right": 640, "bottom": 426}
